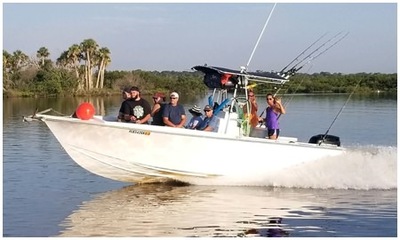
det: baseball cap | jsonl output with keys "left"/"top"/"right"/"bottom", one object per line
{"left": 203, "top": 105, "right": 212, "bottom": 111}
{"left": 170, "top": 92, "right": 179, "bottom": 98}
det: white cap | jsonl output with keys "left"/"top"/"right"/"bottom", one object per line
{"left": 170, "top": 92, "right": 179, "bottom": 98}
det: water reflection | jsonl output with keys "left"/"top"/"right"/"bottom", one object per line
{"left": 3, "top": 96, "right": 120, "bottom": 122}
{"left": 57, "top": 183, "right": 396, "bottom": 237}
{"left": 58, "top": 183, "right": 295, "bottom": 237}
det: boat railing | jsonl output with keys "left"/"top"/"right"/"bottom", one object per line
{"left": 213, "top": 95, "right": 251, "bottom": 137}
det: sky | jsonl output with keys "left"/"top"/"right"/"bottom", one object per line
{"left": 2, "top": 2, "right": 397, "bottom": 74}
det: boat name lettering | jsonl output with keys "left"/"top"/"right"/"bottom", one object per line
{"left": 129, "top": 129, "right": 151, "bottom": 135}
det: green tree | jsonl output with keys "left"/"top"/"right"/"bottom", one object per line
{"left": 10, "top": 50, "right": 29, "bottom": 73}
{"left": 3, "top": 50, "right": 13, "bottom": 90}
{"left": 36, "top": 47, "right": 50, "bottom": 67}
{"left": 80, "top": 39, "right": 99, "bottom": 90}
{"left": 67, "top": 44, "right": 84, "bottom": 90}
{"left": 94, "top": 47, "right": 111, "bottom": 89}
{"left": 33, "top": 68, "right": 78, "bottom": 95}
{"left": 3, "top": 50, "right": 29, "bottom": 91}
{"left": 57, "top": 44, "right": 84, "bottom": 90}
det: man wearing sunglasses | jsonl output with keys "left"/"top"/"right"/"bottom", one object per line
{"left": 197, "top": 105, "right": 219, "bottom": 132}
{"left": 162, "top": 92, "right": 186, "bottom": 128}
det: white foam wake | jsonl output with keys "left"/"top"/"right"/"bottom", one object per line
{"left": 254, "top": 146, "right": 397, "bottom": 190}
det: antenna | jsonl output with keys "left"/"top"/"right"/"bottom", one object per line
{"left": 245, "top": 3, "right": 277, "bottom": 71}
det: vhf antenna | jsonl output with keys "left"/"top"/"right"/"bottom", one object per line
{"left": 244, "top": 3, "right": 277, "bottom": 72}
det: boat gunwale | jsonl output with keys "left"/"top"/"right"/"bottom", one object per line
{"left": 37, "top": 114, "right": 345, "bottom": 152}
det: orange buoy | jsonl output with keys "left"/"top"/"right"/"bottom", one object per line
{"left": 75, "top": 102, "right": 95, "bottom": 120}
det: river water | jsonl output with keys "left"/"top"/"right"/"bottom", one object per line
{"left": 3, "top": 93, "right": 397, "bottom": 237}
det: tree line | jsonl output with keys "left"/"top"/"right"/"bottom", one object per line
{"left": 3, "top": 38, "right": 207, "bottom": 97}
{"left": 269, "top": 72, "right": 397, "bottom": 95}
{"left": 3, "top": 38, "right": 397, "bottom": 97}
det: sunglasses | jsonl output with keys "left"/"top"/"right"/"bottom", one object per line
{"left": 204, "top": 110, "right": 211, "bottom": 112}
{"left": 249, "top": 95, "right": 255, "bottom": 97}
{"left": 170, "top": 97, "right": 177, "bottom": 99}
{"left": 267, "top": 98, "right": 274, "bottom": 100}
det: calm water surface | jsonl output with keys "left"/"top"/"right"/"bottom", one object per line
{"left": 3, "top": 94, "right": 397, "bottom": 237}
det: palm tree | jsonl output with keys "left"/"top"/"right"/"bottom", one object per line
{"left": 95, "top": 47, "right": 111, "bottom": 89}
{"left": 2, "top": 50, "right": 28, "bottom": 91}
{"left": 11, "top": 50, "right": 29, "bottom": 72}
{"left": 67, "top": 44, "right": 83, "bottom": 90}
{"left": 100, "top": 52, "right": 111, "bottom": 89}
{"left": 36, "top": 47, "right": 50, "bottom": 67}
{"left": 56, "top": 51, "right": 69, "bottom": 68}
{"left": 80, "top": 39, "right": 99, "bottom": 90}
{"left": 3, "top": 50, "right": 11, "bottom": 73}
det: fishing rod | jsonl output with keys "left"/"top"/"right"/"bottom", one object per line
{"left": 278, "top": 32, "right": 348, "bottom": 114}
{"left": 276, "top": 65, "right": 313, "bottom": 121}
{"left": 245, "top": 3, "right": 277, "bottom": 72}
{"left": 256, "top": 61, "right": 305, "bottom": 124}
{"left": 280, "top": 32, "right": 328, "bottom": 74}
{"left": 284, "top": 31, "right": 345, "bottom": 76}
{"left": 293, "top": 32, "right": 349, "bottom": 73}
{"left": 319, "top": 77, "right": 363, "bottom": 145}
{"left": 256, "top": 64, "right": 312, "bottom": 127}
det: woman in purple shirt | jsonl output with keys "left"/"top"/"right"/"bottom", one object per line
{"left": 265, "top": 93, "right": 286, "bottom": 139}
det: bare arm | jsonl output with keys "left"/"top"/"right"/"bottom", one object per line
{"left": 163, "top": 117, "right": 176, "bottom": 127}
{"left": 124, "top": 114, "right": 136, "bottom": 122}
{"left": 137, "top": 114, "right": 151, "bottom": 124}
{"left": 151, "top": 103, "right": 160, "bottom": 117}
{"left": 251, "top": 101, "right": 258, "bottom": 113}
{"left": 274, "top": 98, "right": 285, "bottom": 114}
{"left": 176, "top": 115, "right": 187, "bottom": 128}
{"left": 203, "top": 125, "right": 213, "bottom": 131}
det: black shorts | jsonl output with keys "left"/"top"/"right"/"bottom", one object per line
{"left": 268, "top": 129, "right": 280, "bottom": 137}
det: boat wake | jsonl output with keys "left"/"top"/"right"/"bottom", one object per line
{"left": 254, "top": 145, "right": 397, "bottom": 190}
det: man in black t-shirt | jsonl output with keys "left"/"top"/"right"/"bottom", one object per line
{"left": 121, "top": 86, "right": 151, "bottom": 124}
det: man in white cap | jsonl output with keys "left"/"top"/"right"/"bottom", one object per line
{"left": 162, "top": 91, "right": 186, "bottom": 128}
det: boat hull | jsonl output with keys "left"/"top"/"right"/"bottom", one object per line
{"left": 39, "top": 115, "right": 345, "bottom": 185}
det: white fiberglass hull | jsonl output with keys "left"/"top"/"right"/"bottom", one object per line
{"left": 38, "top": 114, "right": 345, "bottom": 185}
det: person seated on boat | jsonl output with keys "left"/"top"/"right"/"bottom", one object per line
{"left": 243, "top": 89, "right": 260, "bottom": 136}
{"left": 185, "top": 105, "right": 203, "bottom": 129}
{"left": 197, "top": 105, "right": 219, "bottom": 132}
{"left": 117, "top": 87, "right": 131, "bottom": 122}
{"left": 121, "top": 86, "right": 152, "bottom": 124}
{"left": 162, "top": 92, "right": 186, "bottom": 128}
{"left": 151, "top": 92, "right": 167, "bottom": 126}
{"left": 264, "top": 93, "right": 286, "bottom": 140}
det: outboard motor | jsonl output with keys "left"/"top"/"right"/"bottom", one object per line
{"left": 308, "top": 134, "right": 341, "bottom": 147}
